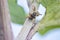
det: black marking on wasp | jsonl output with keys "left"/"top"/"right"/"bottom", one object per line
{"left": 28, "top": 11, "right": 41, "bottom": 20}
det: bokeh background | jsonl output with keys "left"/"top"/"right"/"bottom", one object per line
{"left": 8, "top": 0, "right": 60, "bottom": 40}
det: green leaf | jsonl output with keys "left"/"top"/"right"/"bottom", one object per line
{"left": 38, "top": 0, "right": 60, "bottom": 35}
{"left": 8, "top": 0, "right": 26, "bottom": 24}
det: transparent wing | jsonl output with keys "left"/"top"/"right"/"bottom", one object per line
{"left": 36, "top": 4, "right": 46, "bottom": 22}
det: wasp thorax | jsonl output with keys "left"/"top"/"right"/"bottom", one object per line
{"left": 31, "top": 12, "right": 38, "bottom": 18}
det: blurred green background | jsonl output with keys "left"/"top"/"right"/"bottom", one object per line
{"left": 8, "top": 0, "right": 60, "bottom": 35}
{"left": 37, "top": 0, "right": 60, "bottom": 35}
{"left": 8, "top": 0, "right": 26, "bottom": 24}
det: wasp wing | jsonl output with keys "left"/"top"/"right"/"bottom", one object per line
{"left": 36, "top": 4, "right": 46, "bottom": 22}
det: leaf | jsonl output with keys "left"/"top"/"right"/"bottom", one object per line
{"left": 8, "top": 0, "right": 26, "bottom": 24}
{"left": 38, "top": 0, "right": 60, "bottom": 35}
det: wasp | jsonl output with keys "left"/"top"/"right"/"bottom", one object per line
{"left": 28, "top": 12, "right": 40, "bottom": 20}
{"left": 27, "top": 6, "right": 42, "bottom": 20}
